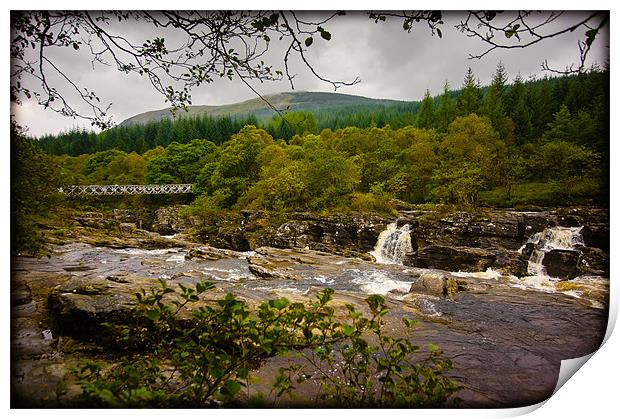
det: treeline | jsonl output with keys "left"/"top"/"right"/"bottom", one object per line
{"left": 52, "top": 112, "right": 604, "bottom": 214}
{"left": 35, "top": 66, "right": 608, "bottom": 158}
{"left": 37, "top": 114, "right": 261, "bottom": 156}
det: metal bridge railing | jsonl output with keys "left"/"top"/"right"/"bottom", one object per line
{"left": 58, "top": 184, "right": 194, "bottom": 196}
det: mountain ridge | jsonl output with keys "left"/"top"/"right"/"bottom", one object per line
{"left": 119, "top": 91, "right": 411, "bottom": 127}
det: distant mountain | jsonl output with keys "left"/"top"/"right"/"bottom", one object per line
{"left": 119, "top": 91, "right": 408, "bottom": 126}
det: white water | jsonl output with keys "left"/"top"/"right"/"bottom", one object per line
{"left": 520, "top": 226, "right": 584, "bottom": 277}
{"left": 370, "top": 222, "right": 413, "bottom": 264}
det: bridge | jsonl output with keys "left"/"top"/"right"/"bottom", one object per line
{"left": 59, "top": 184, "right": 194, "bottom": 196}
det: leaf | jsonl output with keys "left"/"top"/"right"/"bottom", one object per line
{"left": 342, "top": 324, "right": 355, "bottom": 336}
{"left": 220, "top": 380, "right": 242, "bottom": 396}
{"left": 403, "top": 318, "right": 418, "bottom": 328}
{"left": 145, "top": 309, "right": 161, "bottom": 321}
{"left": 437, "top": 28, "right": 442, "bottom": 39}
{"left": 428, "top": 343, "right": 439, "bottom": 353}
{"left": 320, "top": 30, "right": 332, "bottom": 41}
{"left": 305, "top": 37, "right": 313, "bottom": 47}
{"left": 270, "top": 297, "right": 289, "bottom": 310}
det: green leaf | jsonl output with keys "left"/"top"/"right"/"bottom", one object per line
{"left": 320, "top": 30, "right": 332, "bottom": 41}
{"left": 220, "top": 380, "right": 242, "bottom": 396}
{"left": 305, "top": 37, "right": 313, "bottom": 47}
{"left": 270, "top": 297, "right": 289, "bottom": 310}
{"left": 428, "top": 343, "right": 439, "bottom": 353}
{"left": 342, "top": 324, "right": 355, "bottom": 336}
{"left": 403, "top": 318, "right": 418, "bottom": 328}
{"left": 145, "top": 309, "right": 161, "bottom": 321}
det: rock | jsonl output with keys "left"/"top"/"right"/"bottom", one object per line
{"left": 112, "top": 209, "right": 136, "bottom": 223}
{"left": 490, "top": 250, "right": 529, "bottom": 277}
{"left": 542, "top": 249, "right": 580, "bottom": 279}
{"left": 407, "top": 245, "right": 496, "bottom": 272}
{"left": 186, "top": 246, "right": 240, "bottom": 260}
{"left": 580, "top": 225, "right": 610, "bottom": 252}
{"left": 151, "top": 205, "right": 188, "bottom": 235}
{"left": 577, "top": 247, "right": 609, "bottom": 276}
{"left": 247, "top": 256, "right": 302, "bottom": 281}
{"left": 408, "top": 273, "right": 465, "bottom": 299}
{"left": 119, "top": 222, "right": 137, "bottom": 234}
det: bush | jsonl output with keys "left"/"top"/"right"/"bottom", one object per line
{"left": 74, "top": 280, "right": 461, "bottom": 408}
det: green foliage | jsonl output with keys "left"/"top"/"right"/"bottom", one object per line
{"left": 74, "top": 281, "right": 461, "bottom": 408}
{"left": 266, "top": 111, "right": 319, "bottom": 141}
{"left": 274, "top": 294, "right": 462, "bottom": 407}
{"left": 416, "top": 90, "right": 436, "bottom": 129}
{"left": 147, "top": 139, "right": 217, "bottom": 184}
{"left": 455, "top": 67, "right": 482, "bottom": 117}
{"left": 11, "top": 124, "right": 62, "bottom": 255}
{"left": 41, "top": 68, "right": 608, "bottom": 213}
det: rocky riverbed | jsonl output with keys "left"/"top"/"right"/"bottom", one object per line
{"left": 11, "top": 206, "right": 609, "bottom": 407}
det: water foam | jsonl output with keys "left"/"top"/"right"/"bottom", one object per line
{"left": 370, "top": 223, "right": 413, "bottom": 264}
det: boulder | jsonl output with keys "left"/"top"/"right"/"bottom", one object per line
{"left": 247, "top": 258, "right": 302, "bottom": 281}
{"left": 408, "top": 273, "right": 465, "bottom": 299}
{"left": 490, "top": 250, "right": 529, "bottom": 278}
{"left": 151, "top": 205, "right": 188, "bottom": 235}
{"left": 577, "top": 247, "right": 609, "bottom": 276}
{"left": 186, "top": 246, "right": 243, "bottom": 260}
{"left": 407, "top": 245, "right": 496, "bottom": 272}
{"left": 542, "top": 249, "right": 580, "bottom": 279}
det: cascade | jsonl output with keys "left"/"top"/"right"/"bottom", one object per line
{"left": 370, "top": 222, "right": 413, "bottom": 264}
{"left": 520, "top": 226, "right": 584, "bottom": 277}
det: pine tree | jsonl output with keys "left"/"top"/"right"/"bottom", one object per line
{"left": 435, "top": 81, "right": 456, "bottom": 132}
{"left": 456, "top": 67, "right": 482, "bottom": 117}
{"left": 482, "top": 62, "right": 509, "bottom": 137}
{"left": 507, "top": 74, "right": 533, "bottom": 144}
{"left": 542, "top": 104, "right": 575, "bottom": 143}
{"left": 416, "top": 89, "right": 436, "bottom": 129}
{"left": 529, "top": 76, "right": 556, "bottom": 138}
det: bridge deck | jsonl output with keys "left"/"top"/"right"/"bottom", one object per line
{"left": 59, "top": 184, "right": 194, "bottom": 196}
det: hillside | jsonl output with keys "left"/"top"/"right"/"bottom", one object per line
{"left": 119, "top": 91, "right": 408, "bottom": 127}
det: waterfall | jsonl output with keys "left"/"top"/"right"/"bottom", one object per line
{"left": 520, "top": 226, "right": 584, "bottom": 277}
{"left": 370, "top": 222, "right": 413, "bottom": 264}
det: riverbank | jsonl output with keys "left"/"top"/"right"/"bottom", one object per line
{"left": 11, "top": 205, "right": 609, "bottom": 407}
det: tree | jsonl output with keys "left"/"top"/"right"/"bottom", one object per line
{"left": 147, "top": 139, "right": 217, "bottom": 184}
{"left": 455, "top": 67, "right": 482, "bottom": 117}
{"left": 541, "top": 105, "right": 575, "bottom": 143}
{"left": 507, "top": 74, "right": 533, "bottom": 144}
{"left": 415, "top": 90, "right": 436, "bottom": 129}
{"left": 435, "top": 81, "right": 456, "bottom": 132}
{"left": 482, "top": 62, "right": 510, "bottom": 138}
{"left": 11, "top": 123, "right": 62, "bottom": 254}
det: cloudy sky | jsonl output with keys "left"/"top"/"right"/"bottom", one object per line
{"left": 11, "top": 10, "right": 609, "bottom": 137}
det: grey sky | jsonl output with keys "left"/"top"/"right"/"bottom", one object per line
{"left": 12, "top": 11, "right": 609, "bottom": 137}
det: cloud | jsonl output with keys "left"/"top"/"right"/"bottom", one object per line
{"left": 12, "top": 11, "right": 609, "bottom": 137}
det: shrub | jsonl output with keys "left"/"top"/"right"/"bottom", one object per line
{"left": 74, "top": 280, "right": 461, "bottom": 407}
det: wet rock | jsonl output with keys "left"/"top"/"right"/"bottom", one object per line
{"left": 186, "top": 246, "right": 240, "bottom": 260}
{"left": 580, "top": 225, "right": 610, "bottom": 252}
{"left": 407, "top": 245, "right": 496, "bottom": 272}
{"left": 408, "top": 273, "right": 466, "bottom": 299}
{"left": 542, "top": 249, "right": 580, "bottom": 279}
{"left": 48, "top": 278, "right": 137, "bottom": 336}
{"left": 490, "top": 250, "right": 529, "bottom": 277}
{"left": 247, "top": 256, "right": 303, "bottom": 281}
{"left": 268, "top": 213, "right": 389, "bottom": 257}
{"left": 577, "top": 247, "right": 609, "bottom": 276}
